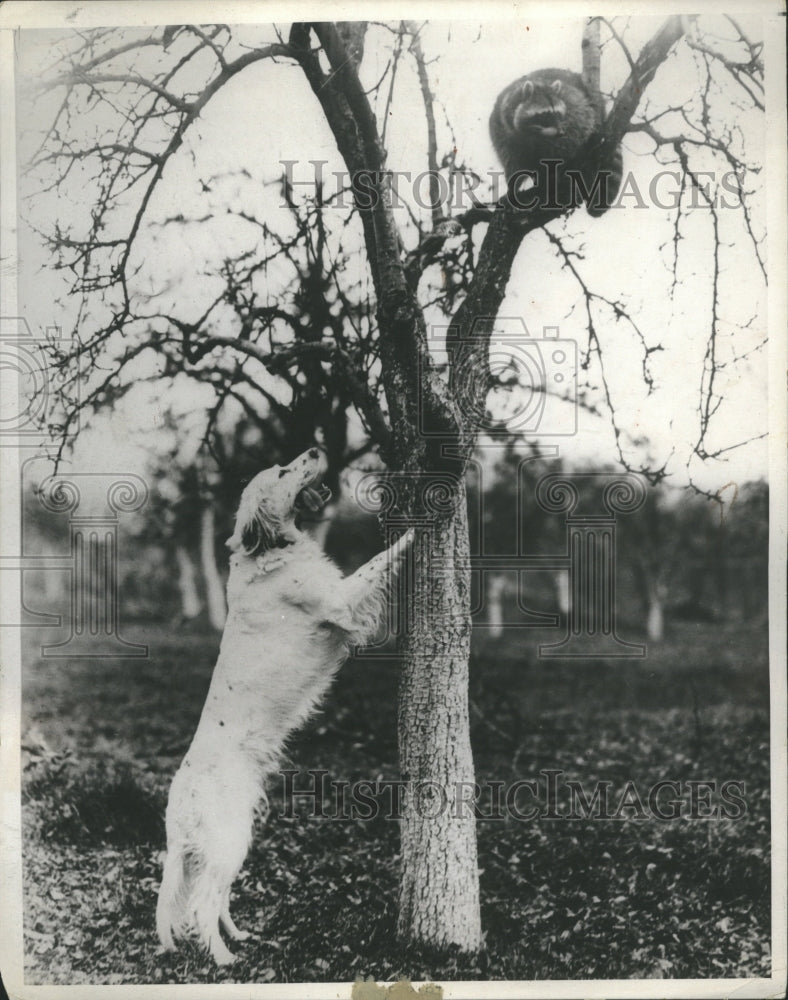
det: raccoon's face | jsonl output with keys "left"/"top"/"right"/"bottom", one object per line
{"left": 506, "top": 78, "right": 566, "bottom": 137}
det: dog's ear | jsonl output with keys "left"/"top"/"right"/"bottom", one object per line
{"left": 227, "top": 498, "right": 282, "bottom": 556}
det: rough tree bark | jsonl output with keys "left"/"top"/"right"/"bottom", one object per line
{"left": 397, "top": 491, "right": 479, "bottom": 946}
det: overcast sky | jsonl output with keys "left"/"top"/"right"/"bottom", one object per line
{"left": 12, "top": 10, "right": 774, "bottom": 494}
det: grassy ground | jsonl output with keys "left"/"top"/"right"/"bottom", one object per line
{"left": 21, "top": 619, "right": 771, "bottom": 984}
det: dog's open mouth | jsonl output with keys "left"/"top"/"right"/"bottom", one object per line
{"left": 295, "top": 483, "right": 332, "bottom": 513}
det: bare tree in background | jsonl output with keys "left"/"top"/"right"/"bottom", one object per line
{"left": 24, "top": 15, "right": 765, "bottom": 951}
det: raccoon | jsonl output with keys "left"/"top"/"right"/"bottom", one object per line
{"left": 490, "top": 68, "right": 623, "bottom": 217}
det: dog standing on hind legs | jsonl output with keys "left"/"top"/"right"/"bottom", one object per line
{"left": 156, "top": 448, "right": 412, "bottom": 965}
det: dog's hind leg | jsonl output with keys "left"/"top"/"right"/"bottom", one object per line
{"left": 192, "top": 867, "right": 238, "bottom": 965}
{"left": 220, "top": 889, "right": 251, "bottom": 942}
{"left": 192, "top": 777, "right": 257, "bottom": 965}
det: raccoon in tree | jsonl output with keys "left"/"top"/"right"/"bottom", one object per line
{"left": 490, "top": 68, "right": 623, "bottom": 217}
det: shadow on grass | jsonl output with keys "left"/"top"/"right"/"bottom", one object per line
{"left": 24, "top": 756, "right": 165, "bottom": 847}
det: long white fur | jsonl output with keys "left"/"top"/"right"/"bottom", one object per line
{"left": 156, "top": 449, "right": 411, "bottom": 965}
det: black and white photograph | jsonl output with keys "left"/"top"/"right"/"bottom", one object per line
{"left": 0, "top": 2, "right": 785, "bottom": 997}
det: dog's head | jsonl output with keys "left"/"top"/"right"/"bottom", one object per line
{"left": 226, "top": 448, "right": 329, "bottom": 557}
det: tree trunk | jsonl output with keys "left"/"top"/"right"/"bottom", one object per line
{"left": 175, "top": 544, "right": 202, "bottom": 620}
{"left": 582, "top": 17, "right": 602, "bottom": 93}
{"left": 199, "top": 506, "right": 227, "bottom": 630}
{"left": 635, "top": 558, "right": 665, "bottom": 642}
{"left": 554, "top": 568, "right": 571, "bottom": 617}
{"left": 487, "top": 574, "right": 505, "bottom": 638}
{"left": 646, "top": 583, "right": 665, "bottom": 642}
{"left": 397, "top": 484, "right": 482, "bottom": 951}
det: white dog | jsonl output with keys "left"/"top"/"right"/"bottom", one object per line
{"left": 156, "top": 448, "right": 411, "bottom": 965}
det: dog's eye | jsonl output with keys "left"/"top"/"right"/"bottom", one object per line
{"left": 278, "top": 469, "right": 289, "bottom": 479}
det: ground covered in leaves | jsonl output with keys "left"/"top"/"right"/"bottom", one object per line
{"left": 21, "top": 619, "right": 771, "bottom": 984}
